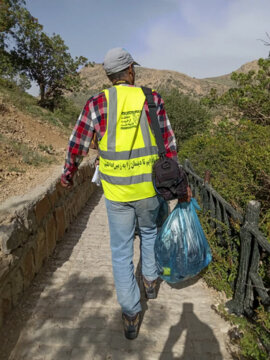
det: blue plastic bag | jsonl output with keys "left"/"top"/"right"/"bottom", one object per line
{"left": 156, "top": 196, "right": 169, "bottom": 229}
{"left": 155, "top": 198, "right": 212, "bottom": 283}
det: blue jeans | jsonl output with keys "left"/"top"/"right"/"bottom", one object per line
{"left": 105, "top": 196, "right": 160, "bottom": 316}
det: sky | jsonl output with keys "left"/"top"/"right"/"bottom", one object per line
{"left": 24, "top": 0, "right": 270, "bottom": 92}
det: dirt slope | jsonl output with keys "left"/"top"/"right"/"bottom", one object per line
{"left": 0, "top": 98, "right": 68, "bottom": 204}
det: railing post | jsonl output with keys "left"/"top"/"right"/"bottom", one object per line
{"left": 226, "top": 201, "right": 261, "bottom": 315}
{"left": 244, "top": 240, "right": 260, "bottom": 316}
{"left": 202, "top": 171, "right": 209, "bottom": 211}
{"left": 184, "top": 159, "right": 194, "bottom": 173}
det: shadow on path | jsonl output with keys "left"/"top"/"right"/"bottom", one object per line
{"left": 168, "top": 275, "right": 201, "bottom": 290}
{"left": 159, "top": 303, "right": 223, "bottom": 360}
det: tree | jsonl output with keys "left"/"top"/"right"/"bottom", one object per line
{"left": 0, "top": 0, "right": 26, "bottom": 45}
{"left": 202, "top": 58, "right": 270, "bottom": 125}
{"left": 258, "top": 32, "right": 270, "bottom": 58}
{"left": 0, "top": 0, "right": 25, "bottom": 76}
{"left": 0, "top": 2, "right": 87, "bottom": 109}
{"left": 11, "top": 9, "right": 87, "bottom": 109}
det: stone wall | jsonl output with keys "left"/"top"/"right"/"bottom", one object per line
{"left": 0, "top": 160, "right": 97, "bottom": 328}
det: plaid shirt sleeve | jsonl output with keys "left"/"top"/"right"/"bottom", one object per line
{"left": 61, "top": 92, "right": 107, "bottom": 184}
{"left": 144, "top": 91, "right": 178, "bottom": 162}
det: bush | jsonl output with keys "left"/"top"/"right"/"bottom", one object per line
{"left": 160, "top": 89, "right": 211, "bottom": 143}
{"left": 53, "top": 96, "right": 81, "bottom": 128}
{"left": 179, "top": 119, "right": 270, "bottom": 235}
{"left": 217, "top": 304, "right": 270, "bottom": 360}
{"left": 198, "top": 213, "right": 239, "bottom": 297}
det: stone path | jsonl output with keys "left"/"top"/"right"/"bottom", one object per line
{"left": 0, "top": 189, "right": 232, "bottom": 360}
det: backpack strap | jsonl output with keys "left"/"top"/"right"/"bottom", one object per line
{"left": 141, "top": 87, "right": 166, "bottom": 157}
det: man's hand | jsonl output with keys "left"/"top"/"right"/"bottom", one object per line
{"left": 178, "top": 186, "right": 192, "bottom": 203}
{"left": 60, "top": 175, "right": 73, "bottom": 189}
{"left": 94, "top": 156, "right": 99, "bottom": 168}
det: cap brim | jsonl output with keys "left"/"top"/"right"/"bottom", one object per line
{"left": 133, "top": 61, "right": 140, "bottom": 66}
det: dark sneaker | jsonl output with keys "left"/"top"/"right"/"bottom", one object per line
{"left": 143, "top": 276, "right": 158, "bottom": 299}
{"left": 122, "top": 312, "right": 140, "bottom": 340}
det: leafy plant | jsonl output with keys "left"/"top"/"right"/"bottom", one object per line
{"left": 160, "top": 89, "right": 211, "bottom": 143}
{"left": 11, "top": 141, "right": 54, "bottom": 166}
{"left": 179, "top": 119, "right": 270, "bottom": 236}
{"left": 38, "top": 144, "right": 54, "bottom": 154}
{"left": 217, "top": 304, "right": 270, "bottom": 360}
{"left": 198, "top": 211, "right": 240, "bottom": 297}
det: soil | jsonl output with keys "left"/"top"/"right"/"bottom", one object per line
{"left": 0, "top": 100, "right": 96, "bottom": 205}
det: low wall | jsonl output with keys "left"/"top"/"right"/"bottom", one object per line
{"left": 0, "top": 159, "right": 97, "bottom": 328}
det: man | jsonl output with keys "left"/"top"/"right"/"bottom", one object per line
{"left": 61, "top": 47, "right": 191, "bottom": 340}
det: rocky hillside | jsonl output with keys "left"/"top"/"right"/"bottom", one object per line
{"left": 204, "top": 59, "right": 260, "bottom": 87}
{"left": 70, "top": 60, "right": 260, "bottom": 108}
{"left": 70, "top": 64, "right": 230, "bottom": 108}
{"left": 81, "top": 63, "right": 228, "bottom": 94}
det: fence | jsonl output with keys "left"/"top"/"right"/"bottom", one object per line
{"left": 183, "top": 159, "right": 270, "bottom": 316}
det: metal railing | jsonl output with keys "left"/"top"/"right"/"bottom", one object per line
{"left": 183, "top": 159, "right": 270, "bottom": 315}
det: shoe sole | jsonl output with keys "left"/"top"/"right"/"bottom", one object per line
{"left": 122, "top": 313, "right": 140, "bottom": 340}
{"left": 145, "top": 291, "right": 157, "bottom": 299}
{"left": 125, "top": 331, "right": 138, "bottom": 340}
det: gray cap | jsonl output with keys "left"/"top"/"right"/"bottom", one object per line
{"left": 103, "top": 47, "right": 140, "bottom": 75}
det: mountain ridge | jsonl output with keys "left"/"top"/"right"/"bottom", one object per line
{"left": 203, "top": 59, "right": 260, "bottom": 87}
{"left": 79, "top": 63, "right": 228, "bottom": 96}
{"left": 69, "top": 59, "right": 260, "bottom": 108}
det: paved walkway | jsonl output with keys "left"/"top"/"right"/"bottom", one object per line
{"left": 1, "top": 189, "right": 232, "bottom": 360}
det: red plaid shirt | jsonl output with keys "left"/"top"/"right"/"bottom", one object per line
{"left": 62, "top": 85, "right": 178, "bottom": 183}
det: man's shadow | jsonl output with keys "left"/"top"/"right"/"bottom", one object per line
{"left": 159, "top": 303, "right": 223, "bottom": 360}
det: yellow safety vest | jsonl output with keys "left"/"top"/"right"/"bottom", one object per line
{"left": 98, "top": 85, "right": 159, "bottom": 202}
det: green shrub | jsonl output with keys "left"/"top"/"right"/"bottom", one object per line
{"left": 53, "top": 96, "right": 81, "bottom": 128}
{"left": 217, "top": 304, "right": 270, "bottom": 360}
{"left": 0, "top": 133, "right": 54, "bottom": 166}
{"left": 198, "top": 212, "right": 239, "bottom": 297}
{"left": 12, "top": 142, "right": 54, "bottom": 166}
{"left": 160, "top": 89, "right": 211, "bottom": 143}
{"left": 179, "top": 119, "right": 270, "bottom": 235}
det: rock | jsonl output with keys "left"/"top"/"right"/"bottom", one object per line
{"left": 0, "top": 219, "right": 29, "bottom": 254}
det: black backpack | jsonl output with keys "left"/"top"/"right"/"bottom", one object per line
{"left": 153, "top": 156, "right": 188, "bottom": 201}
{"left": 141, "top": 87, "right": 188, "bottom": 201}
